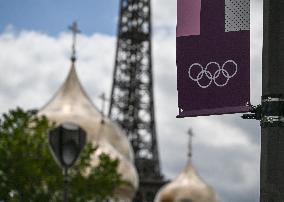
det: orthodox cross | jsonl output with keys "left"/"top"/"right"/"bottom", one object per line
{"left": 187, "top": 128, "right": 194, "bottom": 158}
{"left": 99, "top": 93, "right": 108, "bottom": 117}
{"left": 68, "top": 21, "right": 81, "bottom": 62}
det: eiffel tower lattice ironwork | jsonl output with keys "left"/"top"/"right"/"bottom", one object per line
{"left": 108, "top": 0, "right": 165, "bottom": 201}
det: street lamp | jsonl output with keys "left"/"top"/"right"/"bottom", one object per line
{"left": 48, "top": 122, "right": 86, "bottom": 202}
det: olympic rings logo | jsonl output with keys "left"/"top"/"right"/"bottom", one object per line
{"left": 188, "top": 60, "right": 238, "bottom": 88}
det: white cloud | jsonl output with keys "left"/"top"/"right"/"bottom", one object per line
{"left": 152, "top": 0, "right": 176, "bottom": 32}
{"left": 0, "top": 31, "right": 115, "bottom": 113}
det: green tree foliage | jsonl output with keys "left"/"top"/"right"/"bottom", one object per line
{"left": 0, "top": 108, "right": 122, "bottom": 201}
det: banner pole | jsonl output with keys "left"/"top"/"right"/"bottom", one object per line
{"left": 260, "top": 0, "right": 284, "bottom": 201}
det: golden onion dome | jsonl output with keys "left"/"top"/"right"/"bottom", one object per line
{"left": 38, "top": 63, "right": 138, "bottom": 200}
{"left": 96, "top": 118, "right": 134, "bottom": 162}
{"left": 154, "top": 160, "right": 219, "bottom": 202}
{"left": 155, "top": 130, "right": 220, "bottom": 202}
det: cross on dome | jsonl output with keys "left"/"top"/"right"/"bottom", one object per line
{"left": 187, "top": 128, "right": 194, "bottom": 158}
{"left": 68, "top": 21, "right": 81, "bottom": 62}
{"left": 99, "top": 93, "right": 109, "bottom": 117}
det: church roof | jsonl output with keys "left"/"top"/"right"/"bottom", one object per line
{"left": 155, "top": 160, "right": 220, "bottom": 202}
{"left": 155, "top": 129, "right": 219, "bottom": 202}
{"left": 38, "top": 62, "right": 138, "bottom": 199}
{"left": 39, "top": 63, "right": 135, "bottom": 159}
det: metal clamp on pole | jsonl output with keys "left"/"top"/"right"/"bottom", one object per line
{"left": 241, "top": 103, "right": 262, "bottom": 120}
{"left": 242, "top": 94, "right": 284, "bottom": 127}
{"left": 261, "top": 94, "right": 284, "bottom": 127}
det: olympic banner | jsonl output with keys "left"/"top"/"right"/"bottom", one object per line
{"left": 177, "top": 0, "right": 250, "bottom": 117}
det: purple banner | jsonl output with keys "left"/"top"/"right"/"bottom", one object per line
{"left": 177, "top": 0, "right": 250, "bottom": 117}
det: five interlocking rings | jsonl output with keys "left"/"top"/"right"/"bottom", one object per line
{"left": 188, "top": 60, "right": 238, "bottom": 88}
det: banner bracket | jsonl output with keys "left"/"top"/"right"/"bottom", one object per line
{"left": 242, "top": 94, "right": 284, "bottom": 127}
{"left": 241, "top": 103, "right": 262, "bottom": 120}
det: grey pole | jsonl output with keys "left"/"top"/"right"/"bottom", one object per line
{"left": 261, "top": 0, "right": 284, "bottom": 201}
{"left": 63, "top": 168, "right": 69, "bottom": 202}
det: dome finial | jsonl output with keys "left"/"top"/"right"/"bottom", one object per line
{"left": 68, "top": 21, "right": 81, "bottom": 63}
{"left": 187, "top": 128, "right": 194, "bottom": 159}
{"left": 99, "top": 93, "right": 108, "bottom": 117}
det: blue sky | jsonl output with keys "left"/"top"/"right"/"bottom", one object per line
{"left": 0, "top": 0, "right": 119, "bottom": 36}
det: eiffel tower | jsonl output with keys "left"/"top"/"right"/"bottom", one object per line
{"left": 108, "top": 0, "right": 165, "bottom": 201}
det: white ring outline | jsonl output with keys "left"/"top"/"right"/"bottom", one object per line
{"left": 188, "top": 60, "right": 238, "bottom": 88}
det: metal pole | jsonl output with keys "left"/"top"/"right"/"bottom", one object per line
{"left": 261, "top": 0, "right": 284, "bottom": 201}
{"left": 63, "top": 168, "right": 69, "bottom": 202}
